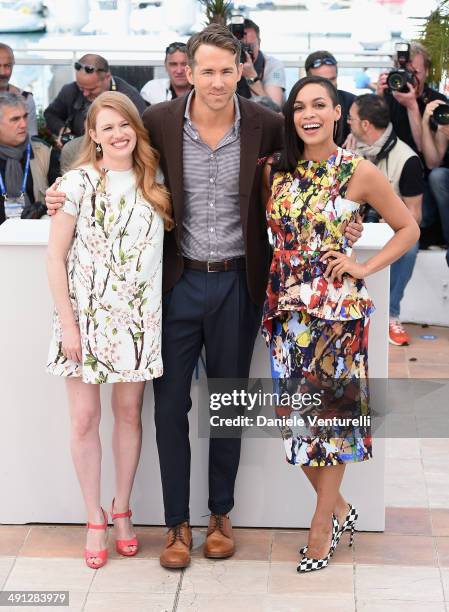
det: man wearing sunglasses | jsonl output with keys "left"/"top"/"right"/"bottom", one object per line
{"left": 305, "top": 50, "right": 355, "bottom": 147}
{"left": 141, "top": 42, "right": 192, "bottom": 105}
{"left": 44, "top": 53, "right": 147, "bottom": 147}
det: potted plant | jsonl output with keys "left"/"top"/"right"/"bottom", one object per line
{"left": 199, "top": 0, "right": 232, "bottom": 26}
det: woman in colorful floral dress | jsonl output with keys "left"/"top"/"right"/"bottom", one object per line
{"left": 262, "top": 76, "right": 419, "bottom": 572}
{"left": 46, "top": 91, "right": 172, "bottom": 569}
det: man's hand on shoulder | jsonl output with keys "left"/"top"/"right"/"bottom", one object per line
{"left": 344, "top": 214, "right": 364, "bottom": 246}
{"left": 46, "top": 178, "right": 66, "bottom": 216}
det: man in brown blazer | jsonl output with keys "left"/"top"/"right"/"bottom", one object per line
{"left": 143, "top": 25, "right": 284, "bottom": 569}
{"left": 45, "top": 24, "right": 362, "bottom": 569}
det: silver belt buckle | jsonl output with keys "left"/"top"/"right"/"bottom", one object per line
{"left": 207, "top": 260, "right": 220, "bottom": 272}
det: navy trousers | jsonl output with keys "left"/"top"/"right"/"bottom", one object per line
{"left": 153, "top": 269, "right": 262, "bottom": 527}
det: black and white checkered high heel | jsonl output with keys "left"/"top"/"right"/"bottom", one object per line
{"left": 339, "top": 503, "right": 358, "bottom": 547}
{"left": 299, "top": 504, "right": 358, "bottom": 556}
{"left": 297, "top": 515, "right": 340, "bottom": 573}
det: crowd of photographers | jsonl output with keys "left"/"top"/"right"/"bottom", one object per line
{"left": 1, "top": 24, "right": 449, "bottom": 346}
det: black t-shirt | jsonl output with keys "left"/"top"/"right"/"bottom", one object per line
{"left": 399, "top": 155, "right": 424, "bottom": 197}
{"left": 385, "top": 84, "right": 447, "bottom": 161}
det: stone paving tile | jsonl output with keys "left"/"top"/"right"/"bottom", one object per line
{"left": 4, "top": 557, "right": 93, "bottom": 592}
{"left": 181, "top": 560, "right": 269, "bottom": 595}
{"left": 268, "top": 561, "right": 354, "bottom": 596}
{"left": 385, "top": 507, "right": 432, "bottom": 536}
{"left": 90, "top": 558, "right": 180, "bottom": 594}
{"left": 355, "top": 564, "right": 444, "bottom": 602}
{"left": 385, "top": 458, "right": 429, "bottom": 508}
{"left": 83, "top": 592, "right": 175, "bottom": 611}
{"left": 19, "top": 525, "right": 85, "bottom": 558}
{"left": 177, "top": 593, "right": 356, "bottom": 612}
{"left": 440, "top": 567, "right": 449, "bottom": 601}
{"left": 357, "top": 601, "right": 445, "bottom": 612}
{"left": 353, "top": 533, "right": 437, "bottom": 566}
{"left": 385, "top": 437, "right": 421, "bottom": 459}
{"left": 431, "top": 509, "right": 449, "bottom": 537}
{"left": 436, "top": 538, "right": 449, "bottom": 567}
{"left": 0, "top": 526, "right": 30, "bottom": 556}
{"left": 0, "top": 557, "right": 15, "bottom": 589}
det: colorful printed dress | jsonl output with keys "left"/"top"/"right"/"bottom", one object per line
{"left": 47, "top": 165, "right": 164, "bottom": 384}
{"left": 262, "top": 148, "right": 375, "bottom": 466}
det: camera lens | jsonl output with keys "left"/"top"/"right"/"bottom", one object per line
{"left": 433, "top": 104, "right": 449, "bottom": 126}
{"left": 387, "top": 71, "right": 406, "bottom": 92}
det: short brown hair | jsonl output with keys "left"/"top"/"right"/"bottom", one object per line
{"left": 186, "top": 24, "right": 241, "bottom": 67}
{"left": 410, "top": 42, "right": 431, "bottom": 71}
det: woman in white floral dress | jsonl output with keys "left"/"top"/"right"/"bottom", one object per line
{"left": 46, "top": 91, "right": 172, "bottom": 569}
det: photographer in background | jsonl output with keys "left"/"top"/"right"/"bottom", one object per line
{"left": 0, "top": 93, "right": 59, "bottom": 224}
{"left": 376, "top": 42, "right": 446, "bottom": 155}
{"left": 233, "top": 18, "right": 286, "bottom": 106}
{"left": 349, "top": 94, "right": 423, "bottom": 346}
{"left": 44, "top": 54, "right": 147, "bottom": 148}
{"left": 421, "top": 100, "right": 449, "bottom": 266}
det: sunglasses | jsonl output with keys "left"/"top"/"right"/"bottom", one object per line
{"left": 74, "top": 62, "right": 105, "bottom": 74}
{"left": 308, "top": 57, "right": 337, "bottom": 69}
{"left": 165, "top": 43, "right": 187, "bottom": 56}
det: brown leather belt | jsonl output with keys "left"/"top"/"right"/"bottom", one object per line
{"left": 183, "top": 256, "right": 246, "bottom": 273}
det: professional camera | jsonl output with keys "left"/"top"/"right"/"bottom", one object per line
{"left": 433, "top": 104, "right": 449, "bottom": 126}
{"left": 363, "top": 205, "right": 380, "bottom": 223}
{"left": 60, "top": 132, "right": 75, "bottom": 146}
{"left": 387, "top": 42, "right": 417, "bottom": 93}
{"left": 229, "top": 13, "right": 254, "bottom": 63}
{"left": 21, "top": 201, "right": 48, "bottom": 219}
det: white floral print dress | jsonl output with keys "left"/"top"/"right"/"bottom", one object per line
{"left": 46, "top": 165, "right": 164, "bottom": 384}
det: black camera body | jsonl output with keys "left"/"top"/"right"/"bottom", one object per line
{"left": 433, "top": 104, "right": 449, "bottom": 126}
{"left": 60, "top": 132, "right": 75, "bottom": 146}
{"left": 229, "top": 14, "right": 254, "bottom": 63}
{"left": 387, "top": 42, "right": 417, "bottom": 93}
{"left": 363, "top": 205, "right": 381, "bottom": 223}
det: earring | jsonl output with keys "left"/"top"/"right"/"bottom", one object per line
{"left": 96, "top": 143, "right": 102, "bottom": 154}
{"left": 333, "top": 121, "right": 339, "bottom": 141}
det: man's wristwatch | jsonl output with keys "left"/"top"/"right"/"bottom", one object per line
{"left": 246, "top": 75, "right": 260, "bottom": 85}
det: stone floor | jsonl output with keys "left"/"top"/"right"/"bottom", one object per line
{"left": 1, "top": 324, "right": 449, "bottom": 612}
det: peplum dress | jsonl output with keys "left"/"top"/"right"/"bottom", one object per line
{"left": 262, "top": 148, "right": 375, "bottom": 467}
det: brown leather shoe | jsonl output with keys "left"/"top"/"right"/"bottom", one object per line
{"left": 159, "top": 522, "right": 192, "bottom": 569}
{"left": 203, "top": 514, "right": 235, "bottom": 559}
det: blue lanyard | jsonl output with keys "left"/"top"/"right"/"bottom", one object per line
{"left": 0, "top": 143, "right": 31, "bottom": 197}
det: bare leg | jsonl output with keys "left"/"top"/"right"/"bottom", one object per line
{"left": 111, "top": 381, "right": 145, "bottom": 553}
{"left": 66, "top": 378, "right": 104, "bottom": 567}
{"left": 301, "top": 465, "right": 350, "bottom": 527}
{"left": 303, "top": 464, "right": 346, "bottom": 559}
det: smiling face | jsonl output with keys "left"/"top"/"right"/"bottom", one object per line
{"left": 89, "top": 107, "right": 137, "bottom": 165}
{"left": 293, "top": 82, "right": 341, "bottom": 145}
{"left": 185, "top": 44, "right": 242, "bottom": 113}
{"left": 0, "top": 103, "right": 28, "bottom": 146}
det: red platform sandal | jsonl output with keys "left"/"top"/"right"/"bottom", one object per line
{"left": 84, "top": 507, "right": 108, "bottom": 569}
{"left": 110, "top": 498, "right": 138, "bottom": 556}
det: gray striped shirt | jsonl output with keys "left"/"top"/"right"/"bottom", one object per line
{"left": 181, "top": 91, "right": 245, "bottom": 261}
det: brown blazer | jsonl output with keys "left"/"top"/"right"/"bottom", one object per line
{"left": 142, "top": 94, "right": 284, "bottom": 306}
